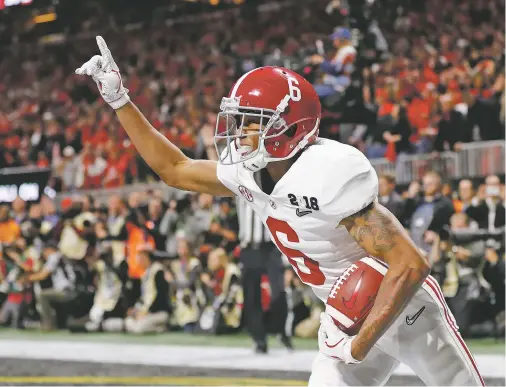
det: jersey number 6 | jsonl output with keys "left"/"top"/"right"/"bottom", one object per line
{"left": 266, "top": 216, "right": 325, "bottom": 285}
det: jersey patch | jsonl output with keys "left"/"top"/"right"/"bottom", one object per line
{"left": 288, "top": 194, "right": 320, "bottom": 211}
{"left": 238, "top": 185, "right": 254, "bottom": 202}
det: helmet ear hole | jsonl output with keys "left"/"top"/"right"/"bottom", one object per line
{"left": 284, "top": 125, "right": 297, "bottom": 138}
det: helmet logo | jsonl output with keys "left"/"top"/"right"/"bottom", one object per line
{"left": 287, "top": 76, "right": 301, "bottom": 102}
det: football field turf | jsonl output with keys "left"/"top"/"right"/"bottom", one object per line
{"left": 0, "top": 328, "right": 503, "bottom": 353}
{"left": 0, "top": 329, "right": 503, "bottom": 386}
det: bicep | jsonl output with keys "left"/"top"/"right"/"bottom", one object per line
{"left": 164, "top": 159, "right": 235, "bottom": 197}
{"left": 340, "top": 202, "right": 428, "bottom": 268}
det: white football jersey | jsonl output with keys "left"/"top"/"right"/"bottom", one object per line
{"left": 216, "top": 138, "right": 379, "bottom": 301}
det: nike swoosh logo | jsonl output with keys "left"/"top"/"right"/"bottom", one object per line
{"left": 325, "top": 338, "right": 344, "bottom": 348}
{"left": 342, "top": 272, "right": 364, "bottom": 309}
{"left": 406, "top": 306, "right": 425, "bottom": 326}
{"left": 296, "top": 208, "right": 312, "bottom": 217}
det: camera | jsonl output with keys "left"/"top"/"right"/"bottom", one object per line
{"left": 439, "top": 226, "right": 505, "bottom": 254}
{"left": 97, "top": 245, "right": 114, "bottom": 267}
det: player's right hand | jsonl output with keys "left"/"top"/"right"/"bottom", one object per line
{"left": 318, "top": 312, "right": 361, "bottom": 365}
{"left": 75, "top": 36, "right": 130, "bottom": 110}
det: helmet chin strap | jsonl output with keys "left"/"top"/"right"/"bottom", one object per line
{"left": 242, "top": 149, "right": 268, "bottom": 172}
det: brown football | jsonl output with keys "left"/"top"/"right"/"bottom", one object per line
{"left": 325, "top": 257, "right": 386, "bottom": 335}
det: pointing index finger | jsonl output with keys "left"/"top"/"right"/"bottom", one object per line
{"left": 96, "top": 36, "right": 113, "bottom": 63}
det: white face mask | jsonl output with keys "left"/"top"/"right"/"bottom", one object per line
{"left": 486, "top": 185, "right": 500, "bottom": 197}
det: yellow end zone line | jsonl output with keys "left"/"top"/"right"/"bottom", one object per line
{"left": 0, "top": 376, "right": 306, "bottom": 386}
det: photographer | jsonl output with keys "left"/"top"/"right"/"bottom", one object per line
{"left": 429, "top": 213, "right": 497, "bottom": 337}
{"left": 160, "top": 195, "right": 198, "bottom": 258}
{"left": 170, "top": 238, "right": 203, "bottom": 333}
{"left": 482, "top": 246, "right": 505, "bottom": 336}
{"left": 199, "top": 248, "right": 242, "bottom": 335}
{"left": 0, "top": 238, "right": 34, "bottom": 328}
{"left": 124, "top": 245, "right": 170, "bottom": 334}
{"left": 204, "top": 198, "right": 239, "bottom": 255}
{"left": 56, "top": 201, "right": 97, "bottom": 263}
{"left": 101, "top": 195, "right": 129, "bottom": 265}
{"left": 69, "top": 245, "right": 129, "bottom": 332}
{"left": 22, "top": 242, "right": 77, "bottom": 331}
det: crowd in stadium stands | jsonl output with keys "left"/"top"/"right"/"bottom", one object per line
{"left": 0, "top": 0, "right": 504, "bottom": 339}
{"left": 0, "top": 171, "right": 504, "bottom": 338}
{"left": 0, "top": 0, "right": 504, "bottom": 191}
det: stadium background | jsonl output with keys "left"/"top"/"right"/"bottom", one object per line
{"left": 0, "top": 0, "right": 504, "bottom": 385}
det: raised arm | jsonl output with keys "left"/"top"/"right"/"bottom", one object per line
{"left": 115, "top": 103, "right": 232, "bottom": 196}
{"left": 340, "top": 202, "right": 430, "bottom": 360}
{"left": 75, "top": 36, "right": 233, "bottom": 197}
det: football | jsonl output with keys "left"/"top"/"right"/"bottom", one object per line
{"left": 326, "top": 257, "right": 386, "bottom": 335}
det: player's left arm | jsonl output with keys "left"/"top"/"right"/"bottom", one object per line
{"left": 340, "top": 201, "right": 430, "bottom": 361}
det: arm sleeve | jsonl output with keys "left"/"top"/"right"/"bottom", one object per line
{"left": 323, "top": 154, "right": 379, "bottom": 223}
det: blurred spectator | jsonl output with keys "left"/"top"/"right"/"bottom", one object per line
{"left": 466, "top": 175, "right": 505, "bottom": 230}
{"left": 433, "top": 102, "right": 472, "bottom": 152}
{"left": 285, "top": 267, "right": 323, "bottom": 339}
{"left": 404, "top": 171, "right": 455, "bottom": 253}
{"left": 0, "top": 0, "right": 503, "bottom": 193}
{"left": 453, "top": 179, "right": 478, "bottom": 213}
{"left": 0, "top": 0, "right": 504, "bottom": 342}
{"left": 60, "top": 146, "right": 79, "bottom": 191}
{"left": 124, "top": 245, "right": 170, "bottom": 334}
{"left": 199, "top": 247, "right": 242, "bottom": 334}
{"left": 11, "top": 197, "right": 27, "bottom": 224}
{"left": 284, "top": 269, "right": 312, "bottom": 337}
{"left": 40, "top": 195, "right": 60, "bottom": 228}
{"left": 0, "top": 237, "right": 33, "bottom": 328}
{"left": 482, "top": 248, "right": 505, "bottom": 335}
{"left": 160, "top": 195, "right": 207, "bottom": 258}
{"left": 0, "top": 205, "right": 21, "bottom": 244}
{"left": 69, "top": 245, "right": 129, "bottom": 333}
{"left": 445, "top": 213, "right": 491, "bottom": 337}
{"left": 23, "top": 242, "right": 77, "bottom": 331}
{"left": 311, "top": 28, "right": 356, "bottom": 107}
{"left": 125, "top": 192, "right": 155, "bottom": 304}
{"left": 170, "top": 238, "right": 202, "bottom": 332}
{"left": 159, "top": 199, "right": 181, "bottom": 258}
{"left": 145, "top": 198, "right": 166, "bottom": 251}
{"left": 105, "top": 195, "right": 129, "bottom": 265}
{"left": 205, "top": 198, "right": 238, "bottom": 254}
{"left": 378, "top": 172, "right": 404, "bottom": 220}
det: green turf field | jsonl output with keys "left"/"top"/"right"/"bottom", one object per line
{"left": 0, "top": 328, "right": 503, "bottom": 354}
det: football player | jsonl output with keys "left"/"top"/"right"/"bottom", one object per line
{"left": 75, "top": 37, "right": 484, "bottom": 386}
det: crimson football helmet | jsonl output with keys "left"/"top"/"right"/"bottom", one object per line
{"left": 215, "top": 66, "right": 321, "bottom": 172}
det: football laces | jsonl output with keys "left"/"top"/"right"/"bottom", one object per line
{"left": 329, "top": 263, "right": 359, "bottom": 298}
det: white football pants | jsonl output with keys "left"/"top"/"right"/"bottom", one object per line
{"left": 308, "top": 275, "right": 485, "bottom": 386}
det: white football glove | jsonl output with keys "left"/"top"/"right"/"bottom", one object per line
{"left": 318, "top": 312, "right": 361, "bottom": 364}
{"left": 75, "top": 36, "right": 130, "bottom": 110}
